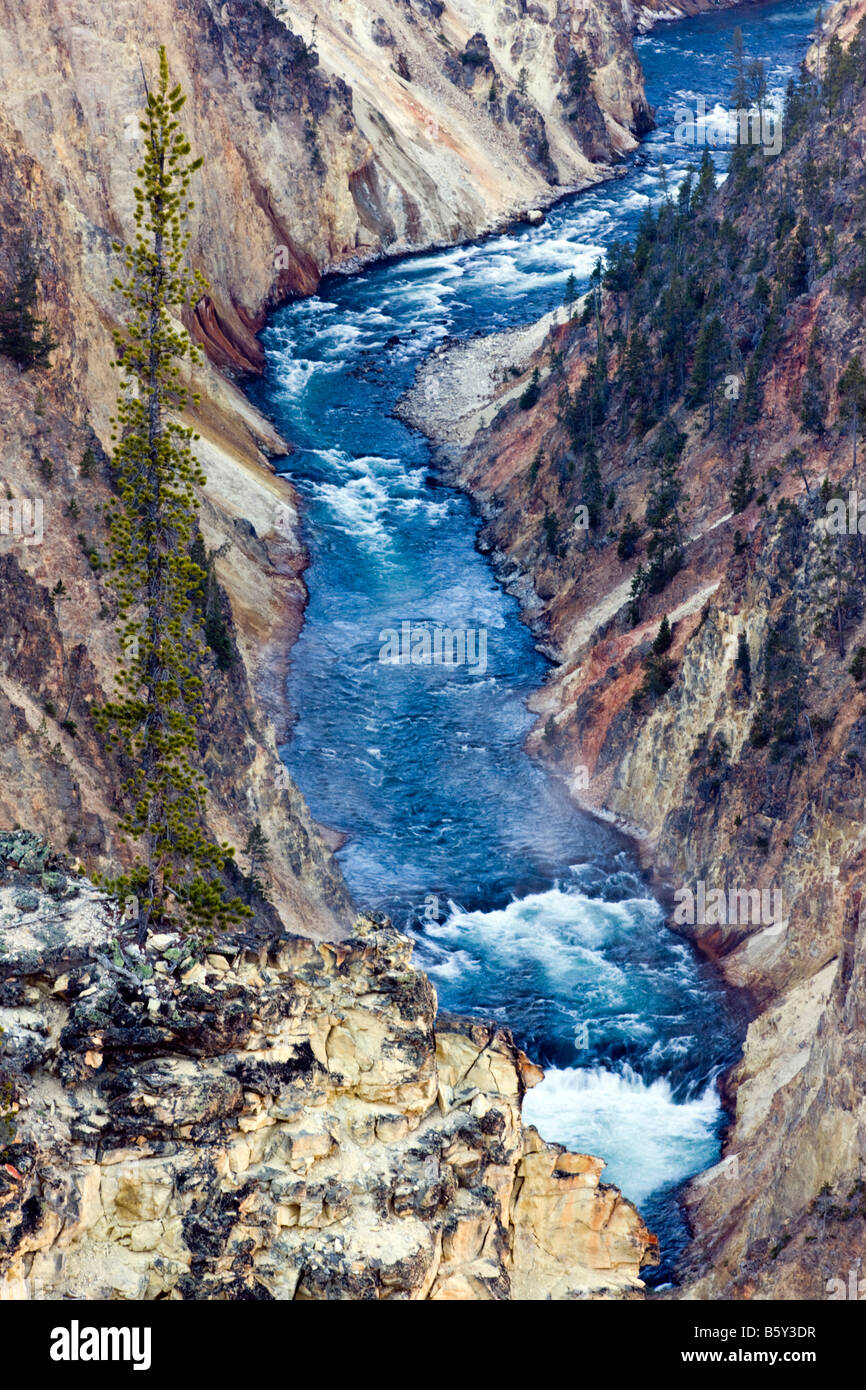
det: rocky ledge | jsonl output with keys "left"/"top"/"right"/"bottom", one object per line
{"left": 0, "top": 833, "right": 657, "bottom": 1301}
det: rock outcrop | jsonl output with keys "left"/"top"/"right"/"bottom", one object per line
{"left": 0, "top": 834, "right": 657, "bottom": 1300}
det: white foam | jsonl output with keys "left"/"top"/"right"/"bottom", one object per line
{"left": 426, "top": 886, "right": 662, "bottom": 990}
{"left": 523, "top": 1064, "right": 722, "bottom": 1206}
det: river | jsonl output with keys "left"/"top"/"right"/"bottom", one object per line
{"left": 249, "top": 0, "right": 819, "bottom": 1281}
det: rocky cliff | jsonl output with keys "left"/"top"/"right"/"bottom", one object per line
{"left": 0, "top": 833, "right": 657, "bottom": 1300}
{"left": 0, "top": 0, "right": 662, "bottom": 931}
{"left": 0, "top": 0, "right": 684, "bottom": 1301}
{"left": 403, "top": 0, "right": 866, "bottom": 1299}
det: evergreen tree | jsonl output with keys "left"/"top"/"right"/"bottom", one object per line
{"left": 563, "top": 271, "right": 578, "bottom": 307}
{"left": 637, "top": 620, "right": 675, "bottom": 703}
{"left": 190, "top": 533, "right": 236, "bottom": 670}
{"left": 838, "top": 353, "right": 866, "bottom": 477}
{"left": 629, "top": 562, "right": 647, "bottom": 626}
{"left": 814, "top": 521, "right": 857, "bottom": 659}
{"left": 753, "top": 274, "right": 771, "bottom": 311}
{"left": 617, "top": 512, "right": 640, "bottom": 561}
{"left": 624, "top": 329, "right": 655, "bottom": 432}
{"left": 728, "top": 26, "right": 748, "bottom": 107}
{"left": 645, "top": 420, "right": 686, "bottom": 591}
{"left": 688, "top": 314, "right": 727, "bottom": 429}
{"left": 735, "top": 629, "right": 752, "bottom": 695}
{"left": 566, "top": 50, "right": 593, "bottom": 102}
{"left": 603, "top": 240, "right": 636, "bottom": 297}
{"left": 0, "top": 233, "right": 57, "bottom": 369}
{"left": 800, "top": 329, "right": 826, "bottom": 433}
{"left": 729, "top": 451, "right": 755, "bottom": 513}
{"left": 243, "top": 821, "right": 271, "bottom": 904}
{"left": 691, "top": 150, "right": 717, "bottom": 211}
{"left": 652, "top": 614, "right": 672, "bottom": 654}
{"left": 581, "top": 439, "right": 604, "bottom": 528}
{"left": 96, "top": 50, "right": 249, "bottom": 944}
{"left": 782, "top": 216, "right": 811, "bottom": 297}
{"left": 542, "top": 505, "right": 560, "bottom": 555}
{"left": 519, "top": 366, "right": 541, "bottom": 410}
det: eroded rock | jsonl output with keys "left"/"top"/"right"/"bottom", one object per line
{"left": 0, "top": 858, "right": 657, "bottom": 1301}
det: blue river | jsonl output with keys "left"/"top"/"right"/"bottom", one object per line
{"left": 250, "top": 0, "right": 818, "bottom": 1281}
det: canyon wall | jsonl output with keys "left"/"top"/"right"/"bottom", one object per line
{"left": 407, "top": 0, "right": 866, "bottom": 1299}
{"left": 0, "top": 833, "right": 657, "bottom": 1300}
{"left": 0, "top": 0, "right": 661, "bottom": 930}
{"left": 0, "top": 0, "right": 683, "bottom": 1300}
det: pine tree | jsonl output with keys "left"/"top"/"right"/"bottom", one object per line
{"left": 729, "top": 26, "right": 748, "bottom": 107}
{"left": 691, "top": 150, "right": 716, "bottom": 211}
{"left": 95, "top": 50, "right": 249, "bottom": 945}
{"left": 645, "top": 420, "right": 686, "bottom": 591}
{"left": 838, "top": 354, "right": 866, "bottom": 477}
{"left": 542, "top": 505, "right": 560, "bottom": 555}
{"left": 581, "top": 439, "right": 604, "bottom": 528}
{"left": 0, "top": 233, "right": 57, "bottom": 369}
{"left": 729, "top": 451, "right": 755, "bottom": 513}
{"left": 629, "top": 562, "right": 647, "bottom": 626}
{"left": 519, "top": 366, "right": 541, "bottom": 410}
{"left": 800, "top": 329, "right": 826, "bottom": 433}
{"left": 736, "top": 630, "right": 752, "bottom": 695}
{"left": 814, "top": 521, "right": 857, "bottom": 659}
{"left": 617, "top": 512, "right": 640, "bottom": 561}
{"left": 652, "top": 614, "right": 672, "bottom": 654}
{"left": 190, "top": 533, "right": 236, "bottom": 670}
{"left": 688, "top": 314, "right": 726, "bottom": 429}
{"left": 243, "top": 821, "right": 271, "bottom": 904}
{"left": 566, "top": 50, "right": 593, "bottom": 102}
{"left": 782, "top": 216, "right": 811, "bottom": 298}
{"left": 637, "top": 620, "right": 675, "bottom": 703}
{"left": 624, "top": 329, "right": 655, "bottom": 433}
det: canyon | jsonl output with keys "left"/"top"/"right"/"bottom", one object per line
{"left": 0, "top": 0, "right": 714, "bottom": 1301}
{"left": 402, "top": 0, "right": 866, "bottom": 1298}
{"left": 0, "top": 0, "right": 847, "bottom": 1305}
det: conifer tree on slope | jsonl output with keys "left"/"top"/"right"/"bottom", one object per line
{"left": 96, "top": 49, "right": 249, "bottom": 945}
{"left": 0, "top": 233, "right": 56, "bottom": 369}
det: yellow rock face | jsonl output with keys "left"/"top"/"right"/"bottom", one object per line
{"left": 0, "top": 894, "right": 657, "bottom": 1301}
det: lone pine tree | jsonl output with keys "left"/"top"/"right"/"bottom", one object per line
{"left": 0, "top": 232, "right": 56, "bottom": 369}
{"left": 95, "top": 49, "right": 248, "bottom": 944}
{"left": 243, "top": 821, "right": 271, "bottom": 904}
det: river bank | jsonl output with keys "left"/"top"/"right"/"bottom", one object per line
{"left": 247, "top": 0, "right": 826, "bottom": 1282}
{"left": 388, "top": 0, "right": 866, "bottom": 1301}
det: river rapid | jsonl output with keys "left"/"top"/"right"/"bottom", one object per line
{"left": 250, "top": 0, "right": 819, "bottom": 1280}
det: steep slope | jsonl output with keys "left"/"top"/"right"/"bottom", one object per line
{"left": 0, "top": 0, "right": 672, "bottom": 1300}
{"left": 406, "top": 0, "right": 866, "bottom": 1297}
{"left": 0, "top": 833, "right": 657, "bottom": 1300}
{"left": 0, "top": 0, "right": 659, "bottom": 933}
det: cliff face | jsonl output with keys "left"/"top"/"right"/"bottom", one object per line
{"left": 405, "top": 0, "right": 866, "bottom": 1298}
{"left": 0, "top": 0, "right": 678, "bottom": 1298}
{"left": 0, "top": 0, "right": 805, "bottom": 1304}
{"left": 0, "top": 0, "right": 659, "bottom": 935}
{"left": 0, "top": 833, "right": 657, "bottom": 1300}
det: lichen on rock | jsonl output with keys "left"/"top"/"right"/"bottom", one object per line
{"left": 0, "top": 838, "right": 656, "bottom": 1301}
